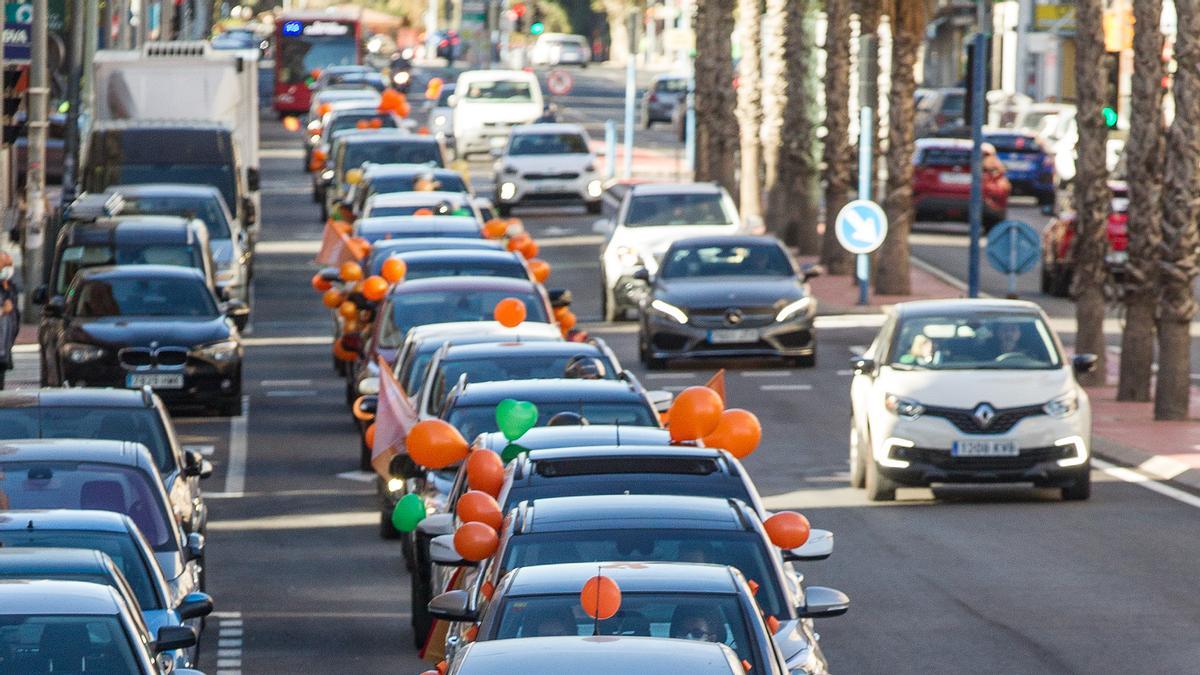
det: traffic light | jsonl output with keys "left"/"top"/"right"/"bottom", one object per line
{"left": 1103, "top": 107, "right": 1118, "bottom": 128}
{"left": 530, "top": 21, "right": 545, "bottom": 35}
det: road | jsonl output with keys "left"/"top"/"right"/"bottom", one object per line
{"left": 185, "top": 66, "right": 1200, "bottom": 674}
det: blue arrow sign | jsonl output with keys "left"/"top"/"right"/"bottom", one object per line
{"left": 834, "top": 199, "right": 888, "bottom": 255}
{"left": 986, "top": 220, "right": 1041, "bottom": 275}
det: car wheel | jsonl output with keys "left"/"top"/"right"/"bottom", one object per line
{"left": 865, "top": 456, "right": 898, "bottom": 502}
{"left": 410, "top": 559, "right": 433, "bottom": 649}
{"left": 359, "top": 435, "right": 373, "bottom": 472}
{"left": 216, "top": 396, "right": 241, "bottom": 418}
{"left": 848, "top": 421, "right": 866, "bottom": 488}
{"left": 400, "top": 531, "right": 416, "bottom": 570}
{"left": 1061, "top": 468, "right": 1091, "bottom": 501}
{"left": 345, "top": 374, "right": 357, "bottom": 406}
{"left": 788, "top": 353, "right": 816, "bottom": 368}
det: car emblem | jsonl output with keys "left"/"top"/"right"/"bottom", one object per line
{"left": 724, "top": 309, "right": 743, "bottom": 326}
{"left": 973, "top": 403, "right": 996, "bottom": 428}
{"left": 150, "top": 340, "right": 159, "bottom": 349}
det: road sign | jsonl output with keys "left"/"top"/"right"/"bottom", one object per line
{"left": 2, "top": 20, "right": 31, "bottom": 64}
{"left": 547, "top": 69, "right": 573, "bottom": 96}
{"left": 986, "top": 219, "right": 1041, "bottom": 297}
{"left": 834, "top": 199, "right": 888, "bottom": 255}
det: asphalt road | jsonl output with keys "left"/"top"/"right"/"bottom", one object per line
{"left": 189, "top": 69, "right": 1200, "bottom": 674}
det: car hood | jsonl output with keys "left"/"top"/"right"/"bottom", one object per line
{"left": 68, "top": 317, "right": 231, "bottom": 349}
{"left": 611, "top": 224, "right": 743, "bottom": 261}
{"left": 656, "top": 277, "right": 803, "bottom": 310}
{"left": 876, "top": 366, "right": 1073, "bottom": 408}
{"left": 505, "top": 153, "right": 592, "bottom": 173}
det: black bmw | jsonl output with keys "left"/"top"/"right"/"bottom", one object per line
{"left": 39, "top": 265, "right": 247, "bottom": 415}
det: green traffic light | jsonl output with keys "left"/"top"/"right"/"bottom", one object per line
{"left": 1103, "top": 107, "right": 1118, "bottom": 128}
{"left": 530, "top": 22, "right": 545, "bottom": 35}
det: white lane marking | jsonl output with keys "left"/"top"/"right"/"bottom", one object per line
{"left": 217, "top": 649, "right": 241, "bottom": 658}
{"left": 260, "top": 379, "right": 313, "bottom": 387}
{"left": 1094, "top": 459, "right": 1200, "bottom": 509}
{"left": 10, "top": 344, "right": 37, "bottom": 354}
{"left": 214, "top": 611, "right": 244, "bottom": 675}
{"left": 182, "top": 444, "right": 215, "bottom": 457}
{"left": 759, "top": 384, "right": 812, "bottom": 392}
{"left": 336, "top": 470, "right": 377, "bottom": 483}
{"left": 224, "top": 396, "right": 250, "bottom": 497}
{"left": 265, "top": 389, "right": 319, "bottom": 398}
{"left": 243, "top": 336, "right": 332, "bottom": 347}
{"left": 208, "top": 511, "right": 376, "bottom": 531}
{"left": 740, "top": 371, "right": 793, "bottom": 378}
{"left": 536, "top": 234, "right": 606, "bottom": 247}
{"left": 661, "top": 385, "right": 692, "bottom": 392}
{"left": 260, "top": 148, "right": 305, "bottom": 158}
{"left": 219, "top": 639, "right": 243, "bottom": 648}
{"left": 643, "top": 372, "right": 697, "bottom": 380}
{"left": 848, "top": 345, "right": 867, "bottom": 356}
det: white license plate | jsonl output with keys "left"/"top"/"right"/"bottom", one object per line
{"left": 952, "top": 440, "right": 1019, "bottom": 457}
{"left": 708, "top": 328, "right": 758, "bottom": 344}
{"left": 533, "top": 181, "right": 568, "bottom": 192}
{"left": 126, "top": 373, "right": 184, "bottom": 390}
{"left": 1106, "top": 251, "right": 1129, "bottom": 264}
{"left": 1004, "top": 159, "right": 1033, "bottom": 171}
{"left": 939, "top": 173, "right": 972, "bottom": 185}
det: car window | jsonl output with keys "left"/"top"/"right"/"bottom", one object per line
{"left": 509, "top": 133, "right": 588, "bottom": 155}
{"left": 114, "top": 244, "right": 200, "bottom": 269}
{"left": 655, "top": 78, "right": 687, "bottom": 94}
{"left": 119, "top": 196, "right": 231, "bottom": 238}
{"left": 367, "top": 206, "right": 475, "bottom": 220}
{"left": 0, "top": 530, "right": 164, "bottom": 610}
{"left": 463, "top": 80, "right": 534, "bottom": 102}
{"left": 0, "top": 615, "right": 143, "bottom": 672}
{"left": 917, "top": 147, "right": 971, "bottom": 167}
{"left": 445, "top": 402, "right": 657, "bottom": 441}
{"left": 404, "top": 259, "right": 526, "bottom": 282}
{"left": 329, "top": 113, "right": 399, "bottom": 135}
{"left": 889, "top": 314, "right": 1061, "bottom": 370}
{"left": 941, "top": 92, "right": 965, "bottom": 116}
{"left": 428, "top": 352, "right": 617, "bottom": 413}
{"left": 625, "top": 193, "right": 733, "bottom": 227}
{"left": 0, "top": 408, "right": 175, "bottom": 474}
{"left": 661, "top": 244, "right": 793, "bottom": 279}
{"left": 71, "top": 277, "right": 218, "bottom": 318}
{"left": 55, "top": 245, "right": 116, "bottom": 295}
{"left": 377, "top": 290, "right": 548, "bottom": 348}
{"left": 369, "top": 173, "right": 467, "bottom": 195}
{"left": 99, "top": 164, "right": 237, "bottom": 219}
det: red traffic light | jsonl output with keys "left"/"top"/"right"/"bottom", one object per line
{"left": 512, "top": 2, "right": 527, "bottom": 17}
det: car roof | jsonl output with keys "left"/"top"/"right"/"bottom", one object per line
{"left": 0, "top": 579, "right": 124, "bottom": 616}
{"left": 358, "top": 218, "right": 481, "bottom": 237}
{"left": 629, "top": 182, "right": 724, "bottom": 196}
{"left": 0, "top": 387, "right": 153, "bottom": 409}
{"left": 394, "top": 249, "right": 522, "bottom": 265}
{"left": 473, "top": 425, "right": 670, "bottom": 450}
{"left": 914, "top": 137, "right": 973, "bottom": 150}
{"left": 406, "top": 321, "right": 562, "bottom": 347}
{"left": 522, "top": 495, "right": 745, "bottom": 533}
{"left": 524, "top": 444, "right": 720, "bottom": 462}
{"left": 442, "top": 340, "right": 600, "bottom": 361}
{"left": 0, "top": 439, "right": 155, "bottom": 469}
{"left": 0, "top": 509, "right": 136, "bottom": 535}
{"left": 371, "top": 238, "right": 501, "bottom": 255}
{"left": 893, "top": 298, "right": 1044, "bottom": 318}
{"left": 454, "top": 635, "right": 739, "bottom": 674}
{"left": 387, "top": 275, "right": 539, "bottom": 296}
{"left": 76, "top": 264, "right": 206, "bottom": 282}
{"left": 363, "top": 164, "right": 460, "bottom": 179}
{"left": 666, "top": 234, "right": 783, "bottom": 249}
{"left": 505, "top": 562, "right": 738, "bottom": 596}
{"left": 453, "top": 379, "right": 643, "bottom": 406}
{"left": 92, "top": 119, "right": 230, "bottom": 133}
{"left": 511, "top": 123, "right": 586, "bottom": 136}
{"left": 105, "top": 184, "right": 222, "bottom": 199}
{"left": 368, "top": 191, "right": 468, "bottom": 206}
{"left": 0, "top": 547, "right": 111, "bottom": 576}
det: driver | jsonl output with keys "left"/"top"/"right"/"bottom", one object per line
{"left": 898, "top": 334, "right": 936, "bottom": 366}
{"left": 993, "top": 323, "right": 1026, "bottom": 358}
{"left": 669, "top": 605, "right": 725, "bottom": 644}
{"left": 528, "top": 604, "right": 577, "bottom": 637}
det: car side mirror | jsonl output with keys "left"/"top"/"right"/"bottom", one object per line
{"left": 1072, "top": 353, "right": 1098, "bottom": 375}
{"left": 801, "top": 263, "right": 823, "bottom": 282}
{"left": 851, "top": 357, "right": 876, "bottom": 376}
{"left": 225, "top": 300, "right": 250, "bottom": 331}
{"left": 646, "top": 389, "right": 673, "bottom": 413}
{"left": 388, "top": 453, "right": 422, "bottom": 480}
{"left": 782, "top": 528, "right": 833, "bottom": 562}
{"left": 242, "top": 197, "right": 256, "bottom": 227}
{"left": 430, "top": 533, "right": 469, "bottom": 566}
{"left": 31, "top": 285, "right": 47, "bottom": 305}
{"left": 177, "top": 592, "right": 214, "bottom": 621}
{"left": 797, "top": 586, "right": 849, "bottom": 619}
{"left": 186, "top": 532, "right": 205, "bottom": 561}
{"left": 319, "top": 266, "right": 341, "bottom": 282}
{"left": 548, "top": 288, "right": 573, "bottom": 309}
{"left": 43, "top": 296, "right": 65, "bottom": 318}
{"left": 591, "top": 218, "right": 613, "bottom": 234}
{"left": 154, "top": 626, "right": 197, "bottom": 654}
{"left": 417, "top": 512, "right": 455, "bottom": 537}
{"left": 359, "top": 377, "right": 380, "bottom": 396}
{"left": 447, "top": 94, "right": 458, "bottom": 107}
{"left": 246, "top": 167, "right": 261, "bottom": 192}
{"left": 632, "top": 268, "right": 651, "bottom": 283}
{"left": 428, "top": 590, "right": 478, "bottom": 622}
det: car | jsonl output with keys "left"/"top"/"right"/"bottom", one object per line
{"left": 445, "top": 635, "right": 746, "bottom": 674}
{"left": 364, "top": 238, "right": 503, "bottom": 276}
{"left": 528, "top": 33, "right": 591, "bottom": 67}
{"left": 1012, "top": 102, "right": 1075, "bottom": 138}
{"left": 106, "top": 184, "right": 253, "bottom": 301}
{"left": 641, "top": 74, "right": 687, "bottom": 128}
{"left": 0, "top": 579, "right": 202, "bottom": 675}
{"left": 305, "top": 105, "right": 402, "bottom": 176}
{"left": 0, "top": 387, "right": 213, "bottom": 536}
{"left": 376, "top": 249, "right": 532, "bottom": 287}
{"left": 492, "top": 123, "right": 602, "bottom": 215}
{"left": 353, "top": 215, "right": 486, "bottom": 244}
{"left": 912, "top": 138, "right": 1010, "bottom": 229}
{"left": 212, "top": 27, "right": 266, "bottom": 53}
{"left": 360, "top": 190, "right": 481, "bottom": 222}
{"left": 913, "top": 87, "right": 965, "bottom": 138}
{"left": 848, "top": 299, "right": 1096, "bottom": 501}
{"left": 344, "top": 164, "right": 471, "bottom": 218}
{"left": 1040, "top": 180, "right": 1129, "bottom": 297}
{"left": 0, "top": 440, "right": 207, "bottom": 595}
{"left": 425, "top": 83, "right": 456, "bottom": 142}
{"left": 981, "top": 129, "right": 1055, "bottom": 206}
{"left": 307, "top": 85, "right": 381, "bottom": 122}
{"left": 38, "top": 265, "right": 246, "bottom": 415}
{"left": 0, "top": 543, "right": 212, "bottom": 668}
{"left": 596, "top": 182, "right": 750, "bottom": 321}
{"left": 638, "top": 236, "right": 821, "bottom": 369}
{"left": 324, "top": 132, "right": 449, "bottom": 216}
{"left": 453, "top": 70, "right": 545, "bottom": 158}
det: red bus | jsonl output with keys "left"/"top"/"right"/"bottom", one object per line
{"left": 273, "top": 11, "right": 363, "bottom": 116}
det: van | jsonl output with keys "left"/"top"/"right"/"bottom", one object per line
{"left": 451, "top": 70, "right": 544, "bottom": 158}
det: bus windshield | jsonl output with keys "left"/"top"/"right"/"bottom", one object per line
{"left": 277, "top": 21, "right": 357, "bottom": 85}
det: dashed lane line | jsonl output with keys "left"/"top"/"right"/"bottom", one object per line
{"left": 739, "top": 371, "right": 793, "bottom": 377}
{"left": 758, "top": 384, "right": 813, "bottom": 392}
{"left": 1094, "top": 459, "right": 1200, "bottom": 509}
{"left": 224, "top": 396, "right": 249, "bottom": 497}
{"left": 213, "top": 611, "right": 243, "bottom": 675}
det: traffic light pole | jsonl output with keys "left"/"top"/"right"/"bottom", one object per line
{"left": 966, "top": 27, "right": 989, "bottom": 299}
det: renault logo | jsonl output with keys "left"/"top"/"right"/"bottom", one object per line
{"left": 973, "top": 403, "right": 997, "bottom": 428}
{"left": 724, "top": 309, "right": 743, "bottom": 326}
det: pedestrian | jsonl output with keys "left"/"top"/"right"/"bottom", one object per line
{"left": 0, "top": 251, "right": 19, "bottom": 390}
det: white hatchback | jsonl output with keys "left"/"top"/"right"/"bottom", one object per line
{"left": 849, "top": 299, "right": 1095, "bottom": 501}
{"left": 492, "top": 123, "right": 601, "bottom": 215}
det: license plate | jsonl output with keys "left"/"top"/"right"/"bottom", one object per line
{"left": 126, "top": 373, "right": 184, "bottom": 390}
{"left": 1004, "top": 159, "right": 1033, "bottom": 171}
{"left": 952, "top": 440, "right": 1019, "bottom": 457}
{"left": 533, "top": 181, "right": 567, "bottom": 192}
{"left": 939, "top": 173, "right": 971, "bottom": 185}
{"left": 708, "top": 328, "right": 758, "bottom": 344}
{"left": 1106, "top": 251, "right": 1129, "bottom": 265}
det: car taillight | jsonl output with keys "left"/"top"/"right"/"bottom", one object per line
{"left": 1108, "top": 212, "right": 1129, "bottom": 251}
{"left": 648, "top": 93, "right": 658, "bottom": 103}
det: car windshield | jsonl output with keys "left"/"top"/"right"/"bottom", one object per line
{"left": 0, "top": 530, "right": 163, "bottom": 609}
{"left": 655, "top": 78, "right": 687, "bottom": 93}
{"left": 463, "top": 80, "right": 534, "bottom": 102}
{"left": 71, "top": 277, "right": 217, "bottom": 318}
{"left": 55, "top": 244, "right": 203, "bottom": 296}
{"left": 329, "top": 113, "right": 399, "bottom": 135}
{"left": 428, "top": 353, "right": 617, "bottom": 413}
{"left": 119, "top": 196, "right": 231, "bottom": 238}
{"left": 343, "top": 142, "right": 443, "bottom": 171}
{"left": 105, "top": 164, "right": 237, "bottom": 217}
{"left": 625, "top": 193, "right": 733, "bottom": 227}
{"left": 501, "top": 530, "right": 784, "bottom": 617}
{"left": 509, "top": 133, "right": 588, "bottom": 155}
{"left": 367, "top": 206, "right": 474, "bottom": 219}
{"left": 0, "top": 615, "right": 142, "bottom": 673}
{"left": 377, "top": 290, "right": 547, "bottom": 348}
{"left": 368, "top": 173, "right": 467, "bottom": 195}
{"left": 446, "top": 402, "right": 656, "bottom": 441}
{"left": 403, "top": 259, "right": 526, "bottom": 282}
{"left": 890, "top": 314, "right": 1061, "bottom": 370}
{"left": 277, "top": 35, "right": 357, "bottom": 85}
{"left": 0, "top": 408, "right": 174, "bottom": 474}
{"left": 661, "top": 244, "right": 793, "bottom": 279}
{"left": 0, "top": 462, "right": 175, "bottom": 550}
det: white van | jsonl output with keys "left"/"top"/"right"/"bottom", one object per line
{"left": 451, "top": 70, "right": 544, "bottom": 158}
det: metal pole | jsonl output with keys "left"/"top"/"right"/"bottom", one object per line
{"left": 0, "top": 3, "right": 7, "bottom": 233}
{"left": 685, "top": 55, "right": 696, "bottom": 175}
{"left": 83, "top": 0, "right": 98, "bottom": 111}
{"left": 117, "top": 0, "right": 131, "bottom": 49}
{"left": 857, "top": 106, "right": 872, "bottom": 306}
{"left": 25, "top": 0, "right": 50, "bottom": 294}
{"left": 137, "top": 0, "right": 149, "bottom": 45}
{"left": 967, "top": 31, "right": 987, "bottom": 298}
{"left": 622, "top": 10, "right": 637, "bottom": 180}
{"left": 605, "top": 119, "right": 617, "bottom": 181}
{"left": 426, "top": 0, "right": 438, "bottom": 60}
{"left": 60, "top": 0, "right": 86, "bottom": 206}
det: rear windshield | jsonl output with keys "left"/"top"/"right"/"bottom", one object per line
{"left": 984, "top": 135, "right": 1043, "bottom": 153}
{"left": 655, "top": 78, "right": 687, "bottom": 93}
{"left": 71, "top": 277, "right": 217, "bottom": 318}
{"left": 918, "top": 147, "right": 971, "bottom": 167}
{"left": 403, "top": 258, "right": 526, "bottom": 282}
{"left": 342, "top": 141, "right": 443, "bottom": 171}
{"left": 54, "top": 243, "right": 204, "bottom": 295}
{"left": 427, "top": 352, "right": 618, "bottom": 414}
{"left": 368, "top": 173, "right": 467, "bottom": 195}
{"left": 0, "top": 407, "right": 174, "bottom": 474}
{"left": 366, "top": 206, "right": 474, "bottom": 220}
{"left": 329, "top": 113, "right": 399, "bottom": 135}
{"left": 0, "top": 530, "right": 162, "bottom": 609}
{"left": 446, "top": 402, "right": 656, "bottom": 441}
{"left": 119, "top": 195, "right": 230, "bottom": 238}
{"left": 509, "top": 134, "right": 589, "bottom": 155}
{"left": 625, "top": 193, "right": 733, "bottom": 227}
{"left": 377, "top": 289, "right": 548, "bottom": 348}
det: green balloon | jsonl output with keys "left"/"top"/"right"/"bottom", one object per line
{"left": 496, "top": 399, "right": 538, "bottom": 441}
{"left": 392, "top": 493, "right": 426, "bottom": 532}
{"left": 501, "top": 443, "right": 529, "bottom": 464}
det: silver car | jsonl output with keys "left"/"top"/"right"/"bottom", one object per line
{"left": 641, "top": 74, "right": 687, "bottom": 128}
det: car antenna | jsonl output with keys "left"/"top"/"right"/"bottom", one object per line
{"left": 592, "top": 564, "right": 603, "bottom": 636}
{"left": 614, "top": 419, "right": 620, "bottom": 446}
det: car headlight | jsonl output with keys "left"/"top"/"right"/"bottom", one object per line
{"left": 386, "top": 478, "right": 405, "bottom": 493}
{"left": 194, "top": 340, "right": 241, "bottom": 363}
{"left": 393, "top": 71, "right": 411, "bottom": 85}
{"left": 775, "top": 297, "right": 814, "bottom": 322}
{"left": 884, "top": 393, "right": 925, "bottom": 420}
{"left": 650, "top": 299, "right": 688, "bottom": 324}
{"left": 434, "top": 114, "right": 447, "bottom": 127}
{"left": 307, "top": 119, "right": 322, "bottom": 132}
{"left": 614, "top": 245, "right": 642, "bottom": 269}
{"left": 321, "top": 169, "right": 334, "bottom": 181}
{"left": 1043, "top": 391, "right": 1078, "bottom": 418}
{"left": 499, "top": 182, "right": 517, "bottom": 200}
{"left": 62, "top": 343, "right": 104, "bottom": 364}
{"left": 587, "top": 179, "right": 603, "bottom": 198}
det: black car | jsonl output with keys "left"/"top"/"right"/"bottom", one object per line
{"left": 638, "top": 236, "right": 821, "bottom": 369}
{"left": 38, "top": 265, "right": 247, "bottom": 415}
{"left": 344, "top": 164, "right": 471, "bottom": 218}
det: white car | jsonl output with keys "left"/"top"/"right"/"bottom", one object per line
{"left": 594, "top": 182, "right": 755, "bottom": 321}
{"left": 848, "top": 299, "right": 1095, "bottom": 502}
{"left": 360, "top": 190, "right": 484, "bottom": 223}
{"left": 452, "top": 70, "right": 544, "bottom": 158}
{"left": 492, "top": 123, "right": 601, "bottom": 216}
{"left": 528, "top": 32, "right": 590, "bottom": 67}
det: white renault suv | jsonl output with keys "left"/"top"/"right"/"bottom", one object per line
{"left": 848, "top": 299, "right": 1095, "bottom": 502}
{"left": 492, "top": 123, "right": 602, "bottom": 216}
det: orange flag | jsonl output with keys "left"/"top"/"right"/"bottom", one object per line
{"left": 370, "top": 356, "right": 420, "bottom": 479}
{"left": 705, "top": 369, "right": 726, "bottom": 404}
{"left": 314, "top": 221, "right": 347, "bottom": 265}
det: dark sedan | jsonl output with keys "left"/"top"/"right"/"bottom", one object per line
{"left": 638, "top": 236, "right": 820, "bottom": 369}
{"left": 39, "top": 265, "right": 246, "bottom": 415}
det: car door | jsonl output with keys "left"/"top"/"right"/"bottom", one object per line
{"left": 851, "top": 315, "right": 895, "bottom": 444}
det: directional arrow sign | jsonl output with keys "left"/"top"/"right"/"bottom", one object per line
{"left": 834, "top": 199, "right": 888, "bottom": 255}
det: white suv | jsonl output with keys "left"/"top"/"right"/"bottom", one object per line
{"left": 492, "top": 123, "right": 601, "bottom": 216}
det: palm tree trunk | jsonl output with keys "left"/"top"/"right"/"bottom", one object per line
{"left": 820, "top": 0, "right": 854, "bottom": 273}
{"left": 857, "top": 0, "right": 885, "bottom": 195}
{"left": 873, "top": 0, "right": 922, "bottom": 294}
{"left": 694, "top": 0, "right": 738, "bottom": 194}
{"left": 1155, "top": 0, "right": 1200, "bottom": 419}
{"left": 735, "top": 0, "right": 763, "bottom": 218}
{"left": 1117, "top": 0, "right": 1166, "bottom": 402}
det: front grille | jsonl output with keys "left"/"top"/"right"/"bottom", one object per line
{"left": 688, "top": 307, "right": 777, "bottom": 330}
{"left": 119, "top": 349, "right": 154, "bottom": 368}
{"left": 774, "top": 329, "right": 813, "bottom": 348}
{"left": 896, "top": 445, "right": 1071, "bottom": 471}
{"left": 652, "top": 333, "right": 689, "bottom": 351}
{"left": 923, "top": 404, "right": 1045, "bottom": 434}
{"left": 118, "top": 347, "right": 190, "bottom": 370}
{"left": 524, "top": 172, "right": 580, "bottom": 180}
{"left": 155, "top": 348, "right": 189, "bottom": 367}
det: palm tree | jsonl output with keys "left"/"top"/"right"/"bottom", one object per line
{"left": 694, "top": 0, "right": 738, "bottom": 194}
{"left": 1117, "top": 0, "right": 1166, "bottom": 402}
{"left": 1155, "top": 0, "right": 1200, "bottom": 419}
{"left": 735, "top": 0, "right": 763, "bottom": 218}
{"left": 820, "top": 0, "right": 854, "bottom": 273}
{"left": 1070, "top": 0, "right": 1111, "bottom": 388}
{"left": 873, "top": 0, "right": 924, "bottom": 294}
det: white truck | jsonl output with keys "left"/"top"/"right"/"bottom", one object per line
{"left": 91, "top": 41, "right": 262, "bottom": 237}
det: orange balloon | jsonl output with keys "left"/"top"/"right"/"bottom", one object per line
{"left": 466, "top": 450, "right": 506, "bottom": 497}
{"left": 668, "top": 386, "right": 725, "bottom": 442}
{"left": 364, "top": 422, "right": 376, "bottom": 448}
{"left": 702, "top": 409, "right": 762, "bottom": 459}
{"left": 349, "top": 237, "right": 372, "bottom": 257}
{"left": 764, "top": 511, "right": 811, "bottom": 550}
{"left": 580, "top": 575, "right": 621, "bottom": 620}
{"left": 322, "top": 289, "right": 345, "bottom": 309}
{"left": 557, "top": 310, "right": 576, "bottom": 333}
{"left": 342, "top": 317, "right": 359, "bottom": 333}
{"left": 381, "top": 257, "right": 407, "bottom": 284}
{"left": 312, "top": 273, "right": 332, "bottom": 292}
{"left": 506, "top": 233, "right": 531, "bottom": 253}
{"left": 453, "top": 521, "right": 499, "bottom": 562}
{"left": 483, "top": 219, "right": 509, "bottom": 239}
{"left": 553, "top": 305, "right": 571, "bottom": 321}
{"left": 340, "top": 261, "right": 363, "bottom": 282}
{"left": 378, "top": 88, "right": 410, "bottom": 117}
{"left": 332, "top": 339, "right": 357, "bottom": 362}
{"left": 517, "top": 238, "right": 539, "bottom": 260}
{"left": 407, "top": 419, "right": 469, "bottom": 469}
{"left": 362, "top": 275, "right": 388, "bottom": 302}
{"left": 493, "top": 297, "right": 527, "bottom": 327}
{"left": 456, "top": 490, "right": 503, "bottom": 531}
{"left": 338, "top": 300, "right": 358, "bottom": 320}
{"left": 528, "top": 258, "right": 551, "bottom": 284}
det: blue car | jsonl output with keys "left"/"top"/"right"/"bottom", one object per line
{"left": 984, "top": 129, "right": 1056, "bottom": 206}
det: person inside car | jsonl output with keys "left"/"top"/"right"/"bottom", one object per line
{"left": 670, "top": 605, "right": 726, "bottom": 644}
{"left": 529, "top": 604, "right": 577, "bottom": 637}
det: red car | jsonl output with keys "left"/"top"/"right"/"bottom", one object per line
{"left": 912, "top": 138, "right": 1011, "bottom": 229}
{"left": 1039, "top": 181, "right": 1128, "bottom": 297}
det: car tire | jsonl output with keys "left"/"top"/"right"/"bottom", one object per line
{"left": 1061, "top": 468, "right": 1091, "bottom": 501}
{"left": 848, "top": 421, "right": 866, "bottom": 489}
{"left": 359, "top": 435, "right": 373, "bottom": 472}
{"left": 400, "top": 531, "right": 416, "bottom": 571}
{"left": 788, "top": 353, "right": 816, "bottom": 368}
{"left": 865, "top": 457, "right": 898, "bottom": 502}
{"left": 216, "top": 396, "right": 241, "bottom": 418}
{"left": 345, "top": 374, "right": 357, "bottom": 406}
